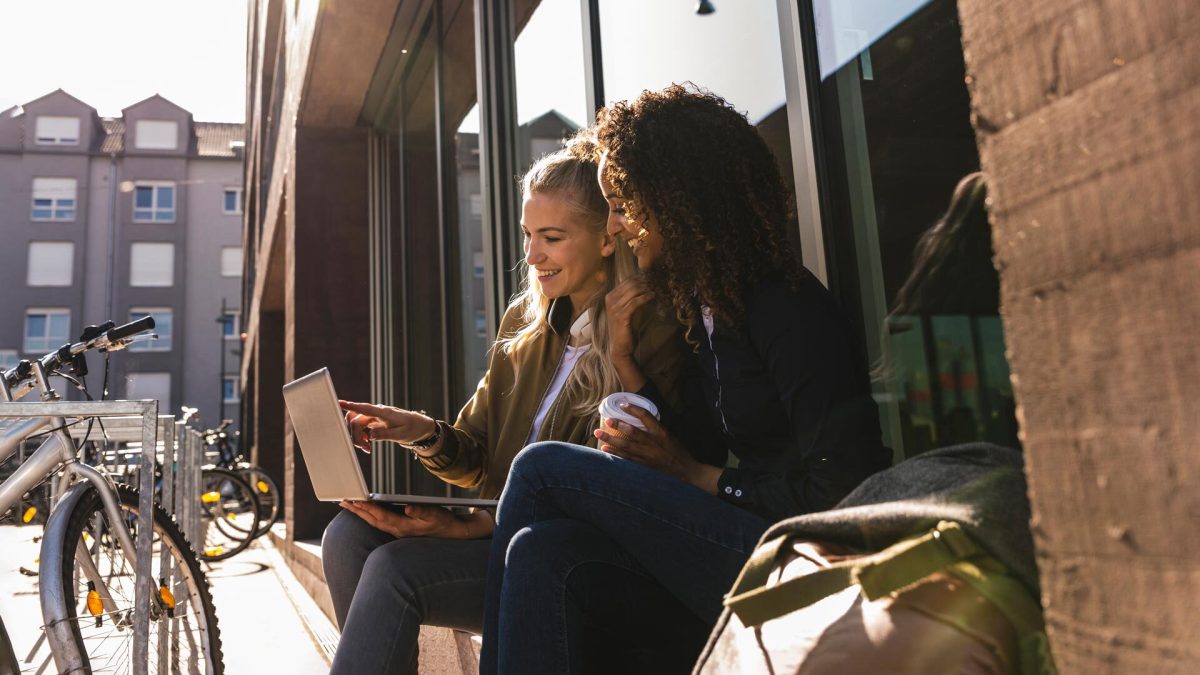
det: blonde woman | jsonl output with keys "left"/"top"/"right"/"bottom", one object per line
{"left": 322, "top": 133, "right": 688, "bottom": 675}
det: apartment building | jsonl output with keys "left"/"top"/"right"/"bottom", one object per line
{"left": 0, "top": 89, "right": 244, "bottom": 424}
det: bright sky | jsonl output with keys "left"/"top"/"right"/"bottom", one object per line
{"left": 0, "top": 0, "right": 248, "bottom": 122}
{"left": 460, "top": 0, "right": 787, "bottom": 134}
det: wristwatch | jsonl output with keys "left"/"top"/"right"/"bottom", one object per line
{"left": 405, "top": 419, "right": 442, "bottom": 450}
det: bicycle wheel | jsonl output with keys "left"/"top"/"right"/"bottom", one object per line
{"left": 42, "top": 484, "right": 223, "bottom": 674}
{"left": 199, "top": 468, "right": 260, "bottom": 561}
{"left": 236, "top": 465, "right": 279, "bottom": 539}
{"left": 0, "top": 615, "right": 18, "bottom": 675}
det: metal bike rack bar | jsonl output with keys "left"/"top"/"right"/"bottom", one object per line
{"left": 0, "top": 400, "right": 158, "bottom": 675}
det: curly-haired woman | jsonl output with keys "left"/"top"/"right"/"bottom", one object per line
{"left": 322, "top": 133, "right": 692, "bottom": 674}
{"left": 479, "top": 85, "right": 891, "bottom": 673}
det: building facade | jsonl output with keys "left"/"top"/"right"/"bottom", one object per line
{"left": 242, "top": 1, "right": 1196, "bottom": 671}
{"left": 0, "top": 90, "right": 244, "bottom": 425}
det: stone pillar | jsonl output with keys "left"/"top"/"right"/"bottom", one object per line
{"left": 958, "top": 1, "right": 1199, "bottom": 671}
{"left": 253, "top": 311, "right": 286, "bottom": 502}
{"left": 284, "top": 126, "right": 374, "bottom": 541}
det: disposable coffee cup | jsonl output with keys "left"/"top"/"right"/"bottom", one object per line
{"left": 598, "top": 392, "right": 660, "bottom": 432}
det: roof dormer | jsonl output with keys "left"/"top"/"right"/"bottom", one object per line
{"left": 19, "top": 89, "right": 102, "bottom": 153}
{"left": 122, "top": 94, "right": 193, "bottom": 156}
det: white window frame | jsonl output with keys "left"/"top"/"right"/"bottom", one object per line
{"left": 24, "top": 308, "right": 70, "bottom": 354}
{"left": 126, "top": 372, "right": 171, "bottom": 411}
{"left": 223, "top": 187, "right": 243, "bottom": 215}
{"left": 128, "top": 308, "right": 172, "bottom": 352}
{"left": 220, "top": 247, "right": 242, "bottom": 278}
{"left": 0, "top": 350, "right": 19, "bottom": 370}
{"left": 31, "top": 178, "right": 77, "bottom": 222}
{"left": 129, "top": 242, "right": 175, "bottom": 287}
{"left": 134, "top": 120, "right": 179, "bottom": 150}
{"left": 222, "top": 376, "right": 240, "bottom": 403}
{"left": 34, "top": 116, "right": 80, "bottom": 146}
{"left": 221, "top": 312, "right": 240, "bottom": 340}
{"left": 26, "top": 242, "right": 75, "bottom": 287}
{"left": 133, "top": 181, "right": 176, "bottom": 223}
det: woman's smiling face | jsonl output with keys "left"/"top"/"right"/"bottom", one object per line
{"left": 598, "top": 153, "right": 664, "bottom": 270}
{"left": 522, "top": 191, "right": 614, "bottom": 309}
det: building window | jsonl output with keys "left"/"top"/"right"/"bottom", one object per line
{"left": 127, "top": 308, "right": 172, "bottom": 351}
{"left": 223, "top": 188, "right": 243, "bottom": 214}
{"left": 133, "top": 183, "right": 176, "bottom": 222}
{"left": 126, "top": 372, "right": 171, "bottom": 412}
{"left": 31, "top": 177, "right": 77, "bottom": 221}
{"left": 221, "top": 312, "right": 240, "bottom": 339}
{"left": 220, "top": 247, "right": 242, "bottom": 277}
{"left": 129, "top": 242, "right": 174, "bottom": 287}
{"left": 134, "top": 120, "right": 179, "bottom": 150}
{"left": 34, "top": 116, "right": 80, "bottom": 145}
{"left": 27, "top": 242, "right": 74, "bottom": 287}
{"left": 0, "top": 350, "right": 19, "bottom": 370}
{"left": 24, "top": 309, "right": 70, "bottom": 354}
{"left": 222, "top": 376, "right": 239, "bottom": 403}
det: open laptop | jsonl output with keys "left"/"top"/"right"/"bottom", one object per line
{"left": 282, "top": 368, "right": 497, "bottom": 508}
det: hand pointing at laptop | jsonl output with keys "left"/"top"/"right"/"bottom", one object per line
{"left": 339, "top": 400, "right": 439, "bottom": 454}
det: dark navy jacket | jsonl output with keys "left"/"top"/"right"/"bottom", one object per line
{"left": 666, "top": 273, "right": 891, "bottom": 523}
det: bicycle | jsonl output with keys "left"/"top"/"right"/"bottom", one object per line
{"left": 0, "top": 317, "right": 223, "bottom": 674}
{"left": 181, "top": 409, "right": 279, "bottom": 542}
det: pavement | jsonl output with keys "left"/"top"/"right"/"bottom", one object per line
{"left": 0, "top": 522, "right": 332, "bottom": 673}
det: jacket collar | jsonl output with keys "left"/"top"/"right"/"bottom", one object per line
{"left": 547, "top": 297, "right": 575, "bottom": 337}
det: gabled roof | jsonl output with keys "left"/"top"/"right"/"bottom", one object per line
{"left": 22, "top": 88, "right": 98, "bottom": 113}
{"left": 121, "top": 93, "right": 191, "bottom": 116}
{"left": 98, "top": 118, "right": 245, "bottom": 157}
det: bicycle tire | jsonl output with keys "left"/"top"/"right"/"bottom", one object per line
{"left": 42, "top": 484, "right": 223, "bottom": 674}
{"left": 236, "top": 465, "right": 279, "bottom": 539}
{"left": 199, "top": 468, "right": 261, "bottom": 561}
{"left": 0, "top": 615, "right": 18, "bottom": 675}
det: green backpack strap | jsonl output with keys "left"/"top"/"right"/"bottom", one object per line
{"left": 723, "top": 520, "right": 1058, "bottom": 675}
{"left": 725, "top": 520, "right": 979, "bottom": 627}
{"left": 946, "top": 560, "right": 1058, "bottom": 675}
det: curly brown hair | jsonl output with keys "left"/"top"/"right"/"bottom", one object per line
{"left": 594, "top": 83, "right": 800, "bottom": 333}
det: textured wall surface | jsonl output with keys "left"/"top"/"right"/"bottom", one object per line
{"left": 958, "top": 1, "right": 1199, "bottom": 671}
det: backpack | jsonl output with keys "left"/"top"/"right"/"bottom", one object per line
{"left": 694, "top": 444, "right": 1058, "bottom": 675}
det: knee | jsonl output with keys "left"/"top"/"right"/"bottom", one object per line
{"left": 504, "top": 520, "right": 601, "bottom": 579}
{"left": 321, "top": 511, "right": 364, "bottom": 574}
{"left": 509, "top": 441, "right": 599, "bottom": 486}
{"left": 358, "top": 539, "right": 427, "bottom": 599}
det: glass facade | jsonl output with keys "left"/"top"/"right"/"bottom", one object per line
{"left": 360, "top": 0, "right": 1019, "bottom": 495}
{"left": 805, "top": 0, "right": 1018, "bottom": 456}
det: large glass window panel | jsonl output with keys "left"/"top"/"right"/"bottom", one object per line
{"left": 128, "top": 308, "right": 172, "bottom": 351}
{"left": 513, "top": 0, "right": 589, "bottom": 173}
{"left": 598, "top": 0, "right": 804, "bottom": 258}
{"left": 24, "top": 309, "right": 70, "bottom": 354}
{"left": 442, "top": 0, "right": 489, "bottom": 402}
{"left": 807, "top": 0, "right": 1018, "bottom": 457}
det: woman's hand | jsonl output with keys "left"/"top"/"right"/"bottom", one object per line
{"left": 594, "top": 404, "right": 721, "bottom": 494}
{"left": 339, "top": 501, "right": 475, "bottom": 539}
{"left": 339, "top": 400, "right": 437, "bottom": 452}
{"left": 605, "top": 278, "right": 654, "bottom": 361}
{"left": 605, "top": 278, "right": 654, "bottom": 391}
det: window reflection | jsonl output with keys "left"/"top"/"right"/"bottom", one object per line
{"left": 598, "top": 0, "right": 802, "bottom": 258}
{"left": 810, "top": 0, "right": 1018, "bottom": 456}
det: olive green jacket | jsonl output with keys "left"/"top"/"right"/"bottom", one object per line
{"left": 418, "top": 297, "right": 686, "bottom": 500}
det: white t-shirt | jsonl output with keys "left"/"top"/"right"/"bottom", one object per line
{"left": 528, "top": 343, "right": 590, "bottom": 443}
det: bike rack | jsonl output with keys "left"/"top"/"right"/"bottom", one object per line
{"left": 67, "top": 414, "right": 201, "bottom": 548}
{"left": 0, "top": 400, "right": 158, "bottom": 675}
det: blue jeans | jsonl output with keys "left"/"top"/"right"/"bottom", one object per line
{"left": 322, "top": 509, "right": 491, "bottom": 674}
{"left": 480, "top": 442, "right": 770, "bottom": 674}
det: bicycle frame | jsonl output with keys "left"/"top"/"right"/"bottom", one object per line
{"left": 0, "top": 399, "right": 162, "bottom": 675}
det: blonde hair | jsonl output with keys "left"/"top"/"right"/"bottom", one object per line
{"left": 495, "top": 130, "right": 637, "bottom": 414}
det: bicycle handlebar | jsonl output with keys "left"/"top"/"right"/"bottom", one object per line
{"left": 107, "top": 316, "right": 156, "bottom": 342}
{"left": 1, "top": 316, "right": 158, "bottom": 393}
